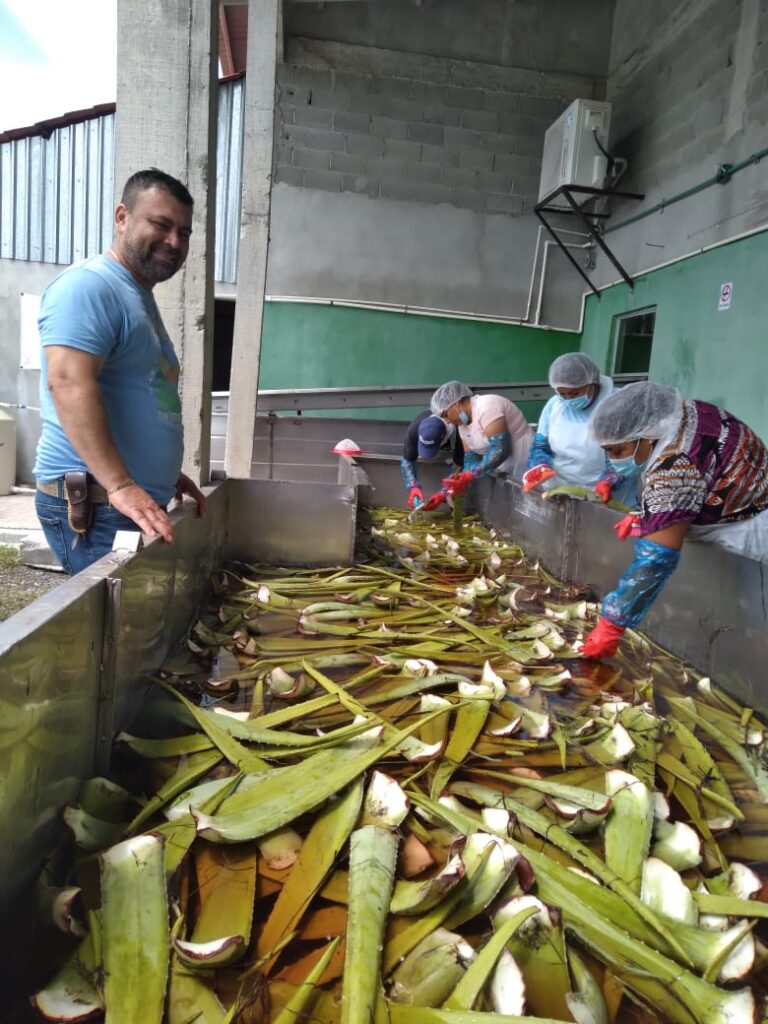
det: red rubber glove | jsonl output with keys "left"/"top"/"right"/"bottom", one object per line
{"left": 423, "top": 491, "right": 447, "bottom": 512}
{"left": 522, "top": 464, "right": 556, "bottom": 493}
{"left": 408, "top": 486, "right": 425, "bottom": 510}
{"left": 594, "top": 480, "right": 613, "bottom": 503}
{"left": 442, "top": 470, "right": 478, "bottom": 497}
{"left": 613, "top": 513, "right": 641, "bottom": 541}
{"left": 582, "top": 618, "right": 626, "bottom": 659}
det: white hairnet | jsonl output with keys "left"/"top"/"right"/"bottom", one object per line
{"left": 430, "top": 380, "right": 473, "bottom": 416}
{"left": 589, "top": 381, "right": 683, "bottom": 444}
{"left": 548, "top": 352, "right": 600, "bottom": 389}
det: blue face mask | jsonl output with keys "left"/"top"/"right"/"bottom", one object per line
{"left": 458, "top": 410, "right": 470, "bottom": 425}
{"left": 608, "top": 441, "right": 647, "bottom": 477}
{"left": 563, "top": 394, "right": 590, "bottom": 411}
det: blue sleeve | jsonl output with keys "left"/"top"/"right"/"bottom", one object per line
{"left": 601, "top": 538, "right": 681, "bottom": 628}
{"left": 39, "top": 267, "right": 123, "bottom": 358}
{"left": 400, "top": 457, "right": 418, "bottom": 490}
{"left": 475, "top": 431, "right": 511, "bottom": 477}
{"left": 463, "top": 451, "right": 482, "bottom": 475}
{"left": 528, "top": 432, "right": 554, "bottom": 469}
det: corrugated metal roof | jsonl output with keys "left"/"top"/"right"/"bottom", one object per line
{"left": 0, "top": 79, "right": 245, "bottom": 284}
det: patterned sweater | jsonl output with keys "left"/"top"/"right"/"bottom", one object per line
{"left": 639, "top": 400, "right": 768, "bottom": 535}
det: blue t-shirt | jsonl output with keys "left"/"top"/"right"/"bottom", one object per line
{"left": 34, "top": 255, "right": 184, "bottom": 505}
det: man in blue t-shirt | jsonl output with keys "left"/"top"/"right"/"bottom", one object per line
{"left": 34, "top": 168, "right": 206, "bottom": 574}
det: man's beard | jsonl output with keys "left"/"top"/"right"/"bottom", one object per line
{"left": 123, "top": 234, "right": 183, "bottom": 284}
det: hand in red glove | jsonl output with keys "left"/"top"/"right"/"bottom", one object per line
{"left": 522, "top": 464, "right": 556, "bottom": 493}
{"left": 594, "top": 480, "right": 613, "bottom": 503}
{"left": 408, "top": 486, "right": 425, "bottom": 510}
{"left": 422, "top": 491, "right": 447, "bottom": 512}
{"left": 582, "top": 617, "right": 625, "bottom": 659}
{"left": 442, "top": 470, "right": 478, "bottom": 497}
{"left": 613, "top": 513, "right": 641, "bottom": 541}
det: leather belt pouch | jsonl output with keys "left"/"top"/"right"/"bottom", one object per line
{"left": 64, "top": 471, "right": 94, "bottom": 535}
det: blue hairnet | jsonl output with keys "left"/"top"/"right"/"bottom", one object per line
{"left": 590, "top": 381, "right": 683, "bottom": 444}
{"left": 548, "top": 352, "right": 599, "bottom": 389}
{"left": 430, "top": 381, "right": 473, "bottom": 416}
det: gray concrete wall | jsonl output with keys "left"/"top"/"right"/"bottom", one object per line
{"left": 266, "top": 36, "right": 602, "bottom": 322}
{"left": 0, "top": 260, "right": 63, "bottom": 484}
{"left": 283, "top": 0, "right": 616, "bottom": 79}
{"left": 594, "top": 0, "right": 768, "bottom": 285}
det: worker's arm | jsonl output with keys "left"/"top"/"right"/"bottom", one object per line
{"left": 45, "top": 345, "right": 174, "bottom": 542}
{"left": 474, "top": 416, "right": 512, "bottom": 478}
{"left": 582, "top": 522, "right": 687, "bottom": 658}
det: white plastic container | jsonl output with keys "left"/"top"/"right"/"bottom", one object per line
{"left": 0, "top": 409, "right": 17, "bottom": 495}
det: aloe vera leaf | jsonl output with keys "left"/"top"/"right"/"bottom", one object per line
{"left": 382, "top": 838, "right": 510, "bottom": 975}
{"left": 656, "top": 761, "right": 728, "bottom": 871}
{"left": 167, "top": 961, "right": 229, "bottom": 1024}
{"left": 184, "top": 841, "right": 257, "bottom": 964}
{"left": 256, "top": 777, "right": 363, "bottom": 963}
{"left": 667, "top": 696, "right": 768, "bottom": 801}
{"left": 406, "top": 788, "right": 693, "bottom": 969}
{"left": 343, "top": 827, "right": 400, "bottom": 1024}
{"left": 196, "top": 708, "right": 440, "bottom": 843}
{"left": 154, "top": 773, "right": 243, "bottom": 879}
{"left": 126, "top": 749, "right": 223, "bottom": 835}
{"left": 695, "top": 893, "right": 768, "bottom": 919}
{"left": 31, "top": 930, "right": 103, "bottom": 1021}
{"left": 663, "top": 715, "right": 742, "bottom": 820}
{"left": 272, "top": 937, "right": 342, "bottom": 1024}
{"left": 618, "top": 704, "right": 660, "bottom": 789}
{"left": 388, "top": 1008, "right": 570, "bottom": 1024}
{"left": 651, "top": 818, "right": 702, "bottom": 870}
{"left": 116, "top": 731, "right": 215, "bottom": 758}
{"left": 208, "top": 709, "right": 373, "bottom": 748}
{"left": 100, "top": 835, "right": 169, "bottom": 1024}
{"left": 456, "top": 775, "right": 610, "bottom": 813}
{"left": 566, "top": 946, "right": 608, "bottom": 1024}
{"left": 79, "top": 777, "right": 142, "bottom": 823}
{"left": 429, "top": 692, "right": 492, "bottom": 800}
{"left": 389, "top": 928, "right": 476, "bottom": 1007}
{"left": 494, "top": 896, "right": 571, "bottom": 1019}
{"left": 442, "top": 905, "right": 538, "bottom": 1010}
{"left": 390, "top": 854, "right": 465, "bottom": 915}
{"left": 63, "top": 806, "right": 124, "bottom": 852}
{"left": 343, "top": 775, "right": 409, "bottom": 1024}
{"left": 603, "top": 770, "right": 654, "bottom": 894}
{"left": 155, "top": 684, "right": 270, "bottom": 772}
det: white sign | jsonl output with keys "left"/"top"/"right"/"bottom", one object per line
{"left": 20, "top": 292, "right": 42, "bottom": 369}
{"left": 718, "top": 282, "right": 733, "bottom": 311}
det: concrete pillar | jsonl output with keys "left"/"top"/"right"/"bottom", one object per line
{"left": 224, "top": 0, "right": 279, "bottom": 479}
{"left": 114, "top": 0, "right": 218, "bottom": 485}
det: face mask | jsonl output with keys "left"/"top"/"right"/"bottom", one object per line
{"left": 608, "top": 440, "right": 647, "bottom": 477}
{"left": 458, "top": 410, "right": 470, "bottom": 425}
{"left": 563, "top": 394, "right": 590, "bottom": 411}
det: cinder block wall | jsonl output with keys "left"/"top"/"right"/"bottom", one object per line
{"left": 274, "top": 52, "right": 590, "bottom": 217}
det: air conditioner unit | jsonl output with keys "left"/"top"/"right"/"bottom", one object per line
{"left": 538, "top": 98, "right": 612, "bottom": 207}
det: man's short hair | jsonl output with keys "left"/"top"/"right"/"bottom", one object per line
{"left": 120, "top": 168, "right": 194, "bottom": 211}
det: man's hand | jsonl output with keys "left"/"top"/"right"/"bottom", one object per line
{"left": 614, "top": 513, "right": 640, "bottom": 541}
{"left": 423, "top": 491, "right": 447, "bottom": 512}
{"left": 408, "top": 485, "right": 425, "bottom": 510}
{"left": 594, "top": 480, "right": 613, "bottom": 503}
{"left": 522, "top": 464, "right": 556, "bottom": 493}
{"left": 109, "top": 483, "right": 175, "bottom": 543}
{"left": 582, "top": 617, "right": 625, "bottom": 659}
{"left": 175, "top": 472, "right": 207, "bottom": 517}
{"left": 442, "top": 470, "right": 477, "bottom": 497}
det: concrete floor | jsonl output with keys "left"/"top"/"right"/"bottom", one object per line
{"left": 0, "top": 488, "right": 57, "bottom": 566}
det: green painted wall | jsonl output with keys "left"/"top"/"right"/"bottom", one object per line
{"left": 259, "top": 301, "right": 576, "bottom": 422}
{"left": 580, "top": 229, "right": 768, "bottom": 439}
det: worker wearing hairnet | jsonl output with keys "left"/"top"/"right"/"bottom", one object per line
{"left": 582, "top": 381, "right": 768, "bottom": 659}
{"left": 400, "top": 411, "right": 463, "bottom": 509}
{"left": 425, "top": 381, "right": 533, "bottom": 506}
{"left": 523, "top": 352, "right": 637, "bottom": 507}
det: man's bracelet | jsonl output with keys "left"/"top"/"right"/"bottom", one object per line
{"left": 107, "top": 478, "right": 135, "bottom": 496}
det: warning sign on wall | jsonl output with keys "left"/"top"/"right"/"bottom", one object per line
{"left": 718, "top": 282, "right": 733, "bottom": 311}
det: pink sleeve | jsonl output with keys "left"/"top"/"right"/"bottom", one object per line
{"left": 476, "top": 395, "right": 509, "bottom": 434}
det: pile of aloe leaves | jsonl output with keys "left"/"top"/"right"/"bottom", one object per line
{"left": 31, "top": 507, "right": 768, "bottom": 1024}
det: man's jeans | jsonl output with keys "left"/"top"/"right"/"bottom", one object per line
{"left": 35, "top": 490, "right": 139, "bottom": 575}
